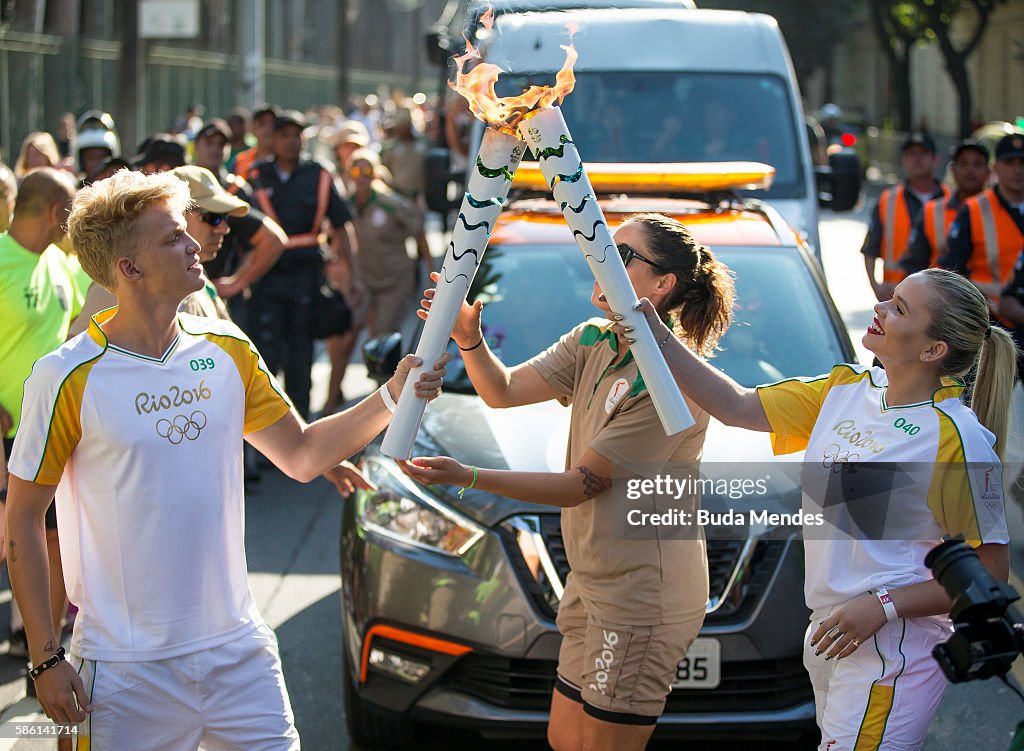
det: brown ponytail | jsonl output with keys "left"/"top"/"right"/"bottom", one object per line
{"left": 921, "top": 268, "right": 1020, "bottom": 459}
{"left": 624, "top": 213, "right": 735, "bottom": 357}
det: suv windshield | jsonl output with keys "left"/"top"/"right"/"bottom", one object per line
{"left": 442, "top": 243, "right": 845, "bottom": 392}
{"left": 495, "top": 72, "right": 805, "bottom": 199}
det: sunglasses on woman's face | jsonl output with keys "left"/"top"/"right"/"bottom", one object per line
{"left": 349, "top": 165, "right": 374, "bottom": 178}
{"left": 617, "top": 243, "right": 668, "bottom": 273}
{"left": 200, "top": 211, "right": 227, "bottom": 227}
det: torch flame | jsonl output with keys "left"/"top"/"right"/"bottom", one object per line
{"left": 450, "top": 22, "right": 577, "bottom": 134}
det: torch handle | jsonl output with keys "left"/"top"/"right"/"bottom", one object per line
{"left": 381, "top": 129, "right": 526, "bottom": 459}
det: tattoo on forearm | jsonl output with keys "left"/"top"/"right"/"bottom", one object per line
{"left": 8, "top": 539, "right": 15, "bottom": 563}
{"left": 43, "top": 640, "right": 54, "bottom": 654}
{"left": 578, "top": 466, "right": 612, "bottom": 499}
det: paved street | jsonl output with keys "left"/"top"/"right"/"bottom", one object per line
{"left": 0, "top": 198, "right": 1023, "bottom": 749}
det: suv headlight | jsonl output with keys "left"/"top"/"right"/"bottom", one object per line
{"left": 357, "top": 457, "right": 486, "bottom": 557}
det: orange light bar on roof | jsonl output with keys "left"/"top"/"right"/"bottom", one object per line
{"left": 512, "top": 161, "right": 775, "bottom": 194}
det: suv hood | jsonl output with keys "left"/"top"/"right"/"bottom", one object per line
{"left": 402, "top": 393, "right": 791, "bottom": 527}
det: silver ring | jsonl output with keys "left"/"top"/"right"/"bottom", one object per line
{"left": 825, "top": 625, "right": 842, "bottom": 640}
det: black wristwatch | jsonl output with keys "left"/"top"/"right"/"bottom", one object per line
{"left": 0, "top": 487, "right": 7, "bottom": 502}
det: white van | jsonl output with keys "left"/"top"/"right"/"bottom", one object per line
{"left": 430, "top": 8, "right": 860, "bottom": 259}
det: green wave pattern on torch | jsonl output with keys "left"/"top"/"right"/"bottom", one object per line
{"left": 475, "top": 156, "right": 515, "bottom": 181}
{"left": 549, "top": 162, "right": 584, "bottom": 189}
{"left": 466, "top": 193, "right": 507, "bottom": 209}
{"left": 536, "top": 135, "right": 576, "bottom": 161}
{"left": 560, "top": 194, "right": 593, "bottom": 213}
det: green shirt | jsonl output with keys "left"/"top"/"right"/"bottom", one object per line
{"left": 65, "top": 253, "right": 94, "bottom": 305}
{"left": 0, "top": 233, "right": 78, "bottom": 437}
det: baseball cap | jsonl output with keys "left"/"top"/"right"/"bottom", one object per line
{"left": 130, "top": 134, "right": 188, "bottom": 169}
{"left": 170, "top": 166, "right": 250, "bottom": 217}
{"left": 950, "top": 139, "right": 989, "bottom": 162}
{"left": 995, "top": 133, "right": 1024, "bottom": 161}
{"left": 195, "top": 118, "right": 232, "bottom": 143}
{"left": 274, "top": 110, "right": 308, "bottom": 132}
{"left": 330, "top": 120, "right": 370, "bottom": 148}
{"left": 901, "top": 131, "right": 937, "bottom": 154}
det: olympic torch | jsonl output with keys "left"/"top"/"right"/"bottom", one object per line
{"left": 381, "top": 129, "right": 525, "bottom": 459}
{"left": 518, "top": 108, "right": 693, "bottom": 435}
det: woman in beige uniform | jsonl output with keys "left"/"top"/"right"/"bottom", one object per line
{"left": 400, "top": 214, "right": 734, "bottom": 751}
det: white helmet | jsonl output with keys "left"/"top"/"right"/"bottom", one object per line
{"left": 820, "top": 103, "right": 842, "bottom": 121}
{"left": 74, "top": 110, "right": 122, "bottom": 173}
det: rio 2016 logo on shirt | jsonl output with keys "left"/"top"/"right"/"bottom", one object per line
{"left": 830, "top": 419, "right": 887, "bottom": 455}
{"left": 135, "top": 381, "right": 212, "bottom": 415}
{"left": 981, "top": 466, "right": 1001, "bottom": 501}
{"left": 155, "top": 411, "right": 208, "bottom": 445}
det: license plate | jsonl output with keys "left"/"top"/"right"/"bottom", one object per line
{"left": 670, "top": 637, "right": 721, "bottom": 689}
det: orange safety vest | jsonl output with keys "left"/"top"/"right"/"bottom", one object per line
{"left": 965, "top": 188, "right": 1024, "bottom": 303}
{"left": 921, "top": 194, "right": 958, "bottom": 268}
{"left": 252, "top": 167, "right": 332, "bottom": 250}
{"left": 878, "top": 183, "right": 950, "bottom": 283}
{"left": 233, "top": 148, "right": 260, "bottom": 181}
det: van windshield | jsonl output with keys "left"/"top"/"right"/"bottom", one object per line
{"left": 495, "top": 71, "right": 806, "bottom": 199}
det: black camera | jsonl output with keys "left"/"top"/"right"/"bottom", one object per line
{"left": 925, "top": 539, "right": 1024, "bottom": 683}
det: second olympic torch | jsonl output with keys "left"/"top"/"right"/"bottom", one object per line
{"left": 519, "top": 107, "right": 694, "bottom": 434}
{"left": 381, "top": 128, "right": 525, "bottom": 459}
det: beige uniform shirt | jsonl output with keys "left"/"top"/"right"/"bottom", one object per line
{"left": 529, "top": 319, "right": 710, "bottom": 625}
{"left": 352, "top": 189, "right": 422, "bottom": 290}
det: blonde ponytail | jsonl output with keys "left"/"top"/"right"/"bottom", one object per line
{"left": 971, "top": 326, "right": 1017, "bottom": 459}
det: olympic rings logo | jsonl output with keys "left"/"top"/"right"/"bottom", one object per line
{"left": 822, "top": 443, "right": 859, "bottom": 473}
{"left": 155, "top": 411, "right": 208, "bottom": 445}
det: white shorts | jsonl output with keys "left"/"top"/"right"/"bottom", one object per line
{"left": 804, "top": 605, "right": 951, "bottom": 751}
{"left": 71, "top": 622, "right": 300, "bottom": 751}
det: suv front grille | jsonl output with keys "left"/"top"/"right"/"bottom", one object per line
{"left": 441, "top": 654, "right": 811, "bottom": 713}
{"left": 504, "top": 514, "right": 784, "bottom": 622}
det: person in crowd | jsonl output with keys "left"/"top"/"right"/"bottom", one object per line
{"left": 0, "top": 168, "right": 80, "bottom": 667}
{"left": 616, "top": 267, "right": 1013, "bottom": 750}
{"left": 231, "top": 104, "right": 280, "bottom": 180}
{"left": 900, "top": 140, "right": 990, "bottom": 275}
{"left": 863, "top": 132, "right": 948, "bottom": 301}
{"left": 999, "top": 244, "right": 1024, "bottom": 384}
{"left": 226, "top": 107, "right": 254, "bottom": 167}
{"left": 380, "top": 107, "right": 425, "bottom": 202}
{"left": 171, "top": 102, "right": 205, "bottom": 138}
{"left": 4, "top": 168, "right": 449, "bottom": 750}
{"left": 56, "top": 113, "right": 76, "bottom": 161}
{"left": 349, "top": 95, "right": 381, "bottom": 146}
{"left": 130, "top": 133, "right": 188, "bottom": 174}
{"left": 14, "top": 133, "right": 63, "bottom": 179}
{"left": 73, "top": 111, "right": 121, "bottom": 185}
{"left": 401, "top": 214, "right": 734, "bottom": 751}
{"left": 330, "top": 121, "right": 372, "bottom": 190}
{"left": 189, "top": 118, "right": 286, "bottom": 326}
{"left": 246, "top": 110, "right": 359, "bottom": 419}
{"left": 940, "top": 133, "right": 1024, "bottom": 318}
{"left": 0, "top": 163, "right": 16, "bottom": 233}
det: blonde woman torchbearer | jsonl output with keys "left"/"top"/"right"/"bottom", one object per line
{"left": 616, "top": 268, "right": 1015, "bottom": 750}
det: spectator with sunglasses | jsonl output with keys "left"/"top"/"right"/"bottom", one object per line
{"left": 170, "top": 166, "right": 251, "bottom": 320}
{"left": 402, "top": 214, "right": 734, "bottom": 751}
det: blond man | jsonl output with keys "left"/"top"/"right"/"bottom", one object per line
{"left": 5, "top": 170, "right": 447, "bottom": 750}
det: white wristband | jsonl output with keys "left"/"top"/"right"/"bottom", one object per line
{"left": 378, "top": 384, "right": 397, "bottom": 414}
{"left": 875, "top": 587, "right": 899, "bottom": 623}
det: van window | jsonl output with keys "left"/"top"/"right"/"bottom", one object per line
{"left": 496, "top": 72, "right": 805, "bottom": 199}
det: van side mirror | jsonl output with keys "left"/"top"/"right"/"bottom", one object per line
{"left": 824, "top": 150, "right": 861, "bottom": 212}
{"left": 424, "top": 148, "right": 464, "bottom": 214}
{"left": 362, "top": 333, "right": 404, "bottom": 385}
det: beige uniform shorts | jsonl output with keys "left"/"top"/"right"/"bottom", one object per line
{"left": 555, "top": 576, "right": 702, "bottom": 724}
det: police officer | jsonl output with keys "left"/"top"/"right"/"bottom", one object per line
{"left": 900, "top": 139, "right": 990, "bottom": 275}
{"left": 862, "top": 132, "right": 948, "bottom": 301}
{"left": 940, "top": 133, "right": 1024, "bottom": 319}
{"left": 246, "top": 110, "right": 359, "bottom": 418}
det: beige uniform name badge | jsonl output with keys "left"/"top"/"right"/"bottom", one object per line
{"left": 605, "top": 378, "right": 630, "bottom": 414}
